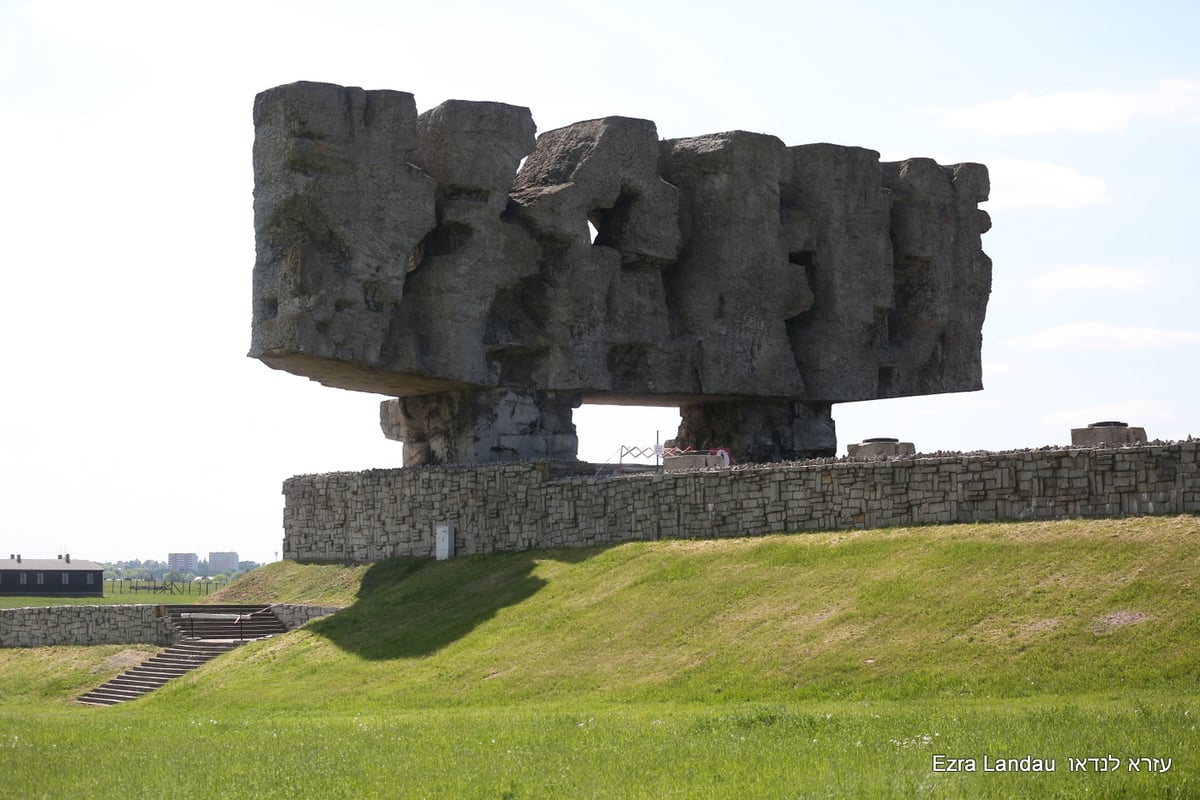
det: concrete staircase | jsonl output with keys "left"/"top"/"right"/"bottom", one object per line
{"left": 162, "top": 604, "right": 289, "bottom": 641}
{"left": 77, "top": 640, "right": 244, "bottom": 706}
{"left": 77, "top": 604, "right": 287, "bottom": 707}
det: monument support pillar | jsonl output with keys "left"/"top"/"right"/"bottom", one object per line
{"left": 674, "top": 400, "right": 836, "bottom": 463}
{"left": 381, "top": 389, "right": 581, "bottom": 466}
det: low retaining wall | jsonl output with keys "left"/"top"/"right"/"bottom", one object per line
{"left": 271, "top": 604, "right": 342, "bottom": 629}
{"left": 0, "top": 605, "right": 177, "bottom": 648}
{"left": 282, "top": 441, "right": 1200, "bottom": 563}
{"left": 0, "top": 604, "right": 343, "bottom": 648}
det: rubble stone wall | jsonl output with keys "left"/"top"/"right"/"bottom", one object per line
{"left": 271, "top": 604, "right": 342, "bottom": 630}
{"left": 0, "top": 605, "right": 177, "bottom": 648}
{"left": 282, "top": 442, "right": 1200, "bottom": 562}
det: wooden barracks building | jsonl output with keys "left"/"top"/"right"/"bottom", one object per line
{"left": 0, "top": 555, "right": 104, "bottom": 597}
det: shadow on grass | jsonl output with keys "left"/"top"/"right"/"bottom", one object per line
{"left": 307, "top": 546, "right": 600, "bottom": 660}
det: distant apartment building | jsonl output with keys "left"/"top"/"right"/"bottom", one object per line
{"left": 167, "top": 552, "right": 199, "bottom": 572}
{"left": 208, "top": 551, "right": 240, "bottom": 574}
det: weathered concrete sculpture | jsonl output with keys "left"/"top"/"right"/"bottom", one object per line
{"left": 251, "top": 82, "right": 992, "bottom": 465}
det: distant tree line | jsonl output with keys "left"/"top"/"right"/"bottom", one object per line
{"left": 101, "top": 558, "right": 261, "bottom": 584}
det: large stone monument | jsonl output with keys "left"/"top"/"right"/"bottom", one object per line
{"left": 251, "top": 82, "right": 992, "bottom": 465}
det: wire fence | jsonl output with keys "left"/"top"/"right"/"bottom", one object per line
{"left": 104, "top": 579, "right": 228, "bottom": 597}
{"left": 589, "top": 442, "right": 735, "bottom": 478}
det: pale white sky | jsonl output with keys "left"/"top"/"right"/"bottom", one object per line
{"left": 2, "top": 0, "right": 1197, "bottom": 564}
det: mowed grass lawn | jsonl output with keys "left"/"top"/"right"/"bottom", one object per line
{"left": 2, "top": 516, "right": 1198, "bottom": 798}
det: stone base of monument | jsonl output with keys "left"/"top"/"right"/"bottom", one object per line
{"left": 380, "top": 390, "right": 581, "bottom": 466}
{"left": 1071, "top": 421, "right": 1147, "bottom": 447}
{"left": 847, "top": 438, "right": 916, "bottom": 458}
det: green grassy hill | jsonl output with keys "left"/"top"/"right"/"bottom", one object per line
{"left": 170, "top": 515, "right": 1200, "bottom": 711}
{"left": 206, "top": 559, "right": 371, "bottom": 606}
{"left": 3, "top": 515, "right": 1198, "bottom": 798}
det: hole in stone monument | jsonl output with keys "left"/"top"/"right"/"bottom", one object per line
{"left": 419, "top": 221, "right": 473, "bottom": 258}
{"left": 258, "top": 297, "right": 279, "bottom": 320}
{"left": 788, "top": 251, "right": 818, "bottom": 318}
{"left": 789, "top": 250, "right": 817, "bottom": 282}
{"left": 574, "top": 403, "right": 683, "bottom": 466}
{"left": 785, "top": 251, "right": 819, "bottom": 339}
{"left": 588, "top": 191, "right": 638, "bottom": 249}
{"left": 500, "top": 198, "right": 523, "bottom": 225}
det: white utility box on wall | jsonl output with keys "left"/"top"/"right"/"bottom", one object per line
{"left": 435, "top": 524, "right": 455, "bottom": 560}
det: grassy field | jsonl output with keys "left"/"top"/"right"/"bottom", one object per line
{"left": 2, "top": 516, "right": 1197, "bottom": 798}
{"left": 0, "top": 587, "right": 229, "bottom": 608}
